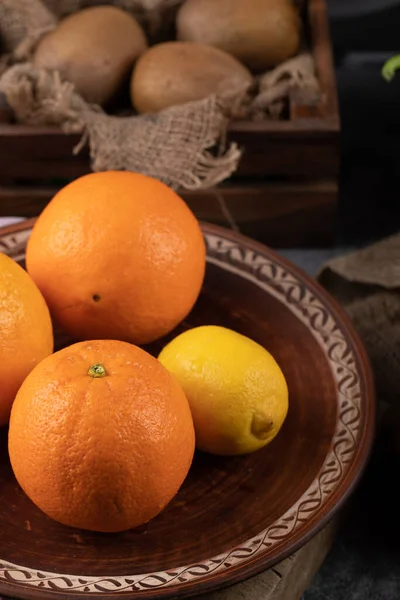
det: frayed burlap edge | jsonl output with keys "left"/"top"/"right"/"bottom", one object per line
{"left": 0, "top": 63, "right": 90, "bottom": 131}
{"left": 317, "top": 234, "right": 400, "bottom": 407}
{"left": 247, "top": 53, "right": 320, "bottom": 120}
{"left": 0, "top": 0, "right": 57, "bottom": 59}
{"left": 0, "top": 52, "right": 320, "bottom": 188}
{"left": 0, "top": 63, "right": 243, "bottom": 189}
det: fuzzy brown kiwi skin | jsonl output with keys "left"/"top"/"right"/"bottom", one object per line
{"left": 130, "top": 41, "right": 253, "bottom": 114}
{"left": 176, "top": 0, "right": 301, "bottom": 72}
{"left": 33, "top": 6, "right": 148, "bottom": 106}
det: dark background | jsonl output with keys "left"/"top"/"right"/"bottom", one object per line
{"left": 325, "top": 0, "right": 400, "bottom": 246}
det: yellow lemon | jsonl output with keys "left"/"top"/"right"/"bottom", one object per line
{"left": 158, "top": 325, "right": 288, "bottom": 455}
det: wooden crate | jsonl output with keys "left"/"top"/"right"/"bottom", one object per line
{"left": 0, "top": 0, "right": 340, "bottom": 247}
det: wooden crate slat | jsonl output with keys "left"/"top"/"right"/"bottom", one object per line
{"left": 307, "top": 0, "right": 339, "bottom": 121}
{"left": 0, "top": 179, "right": 337, "bottom": 247}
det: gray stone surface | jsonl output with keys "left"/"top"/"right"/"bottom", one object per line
{"left": 303, "top": 442, "right": 400, "bottom": 600}
{"left": 277, "top": 249, "right": 348, "bottom": 277}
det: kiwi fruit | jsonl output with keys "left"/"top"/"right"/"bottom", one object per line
{"left": 131, "top": 41, "right": 252, "bottom": 114}
{"left": 33, "top": 6, "right": 148, "bottom": 106}
{"left": 176, "top": 0, "right": 301, "bottom": 72}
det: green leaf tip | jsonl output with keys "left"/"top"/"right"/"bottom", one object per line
{"left": 382, "top": 54, "right": 400, "bottom": 82}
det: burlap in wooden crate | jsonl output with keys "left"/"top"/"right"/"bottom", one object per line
{"left": 0, "top": 0, "right": 320, "bottom": 190}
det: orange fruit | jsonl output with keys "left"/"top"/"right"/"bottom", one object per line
{"left": 26, "top": 171, "right": 206, "bottom": 345}
{"left": 0, "top": 252, "right": 53, "bottom": 425}
{"left": 8, "top": 339, "right": 195, "bottom": 532}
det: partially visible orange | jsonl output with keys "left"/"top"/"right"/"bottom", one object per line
{"left": 8, "top": 339, "right": 195, "bottom": 532}
{"left": 0, "top": 252, "right": 53, "bottom": 425}
{"left": 25, "top": 171, "right": 206, "bottom": 345}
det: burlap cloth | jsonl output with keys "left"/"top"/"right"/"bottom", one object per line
{"left": 317, "top": 233, "right": 400, "bottom": 427}
{"left": 0, "top": 0, "right": 320, "bottom": 190}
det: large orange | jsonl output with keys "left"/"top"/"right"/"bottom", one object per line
{"left": 26, "top": 171, "right": 206, "bottom": 345}
{"left": 0, "top": 252, "right": 53, "bottom": 425}
{"left": 8, "top": 339, "right": 195, "bottom": 532}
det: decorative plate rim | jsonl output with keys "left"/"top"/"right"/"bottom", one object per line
{"left": 0, "top": 220, "right": 375, "bottom": 600}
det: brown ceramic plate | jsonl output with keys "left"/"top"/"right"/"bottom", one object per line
{"left": 0, "top": 219, "right": 374, "bottom": 600}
